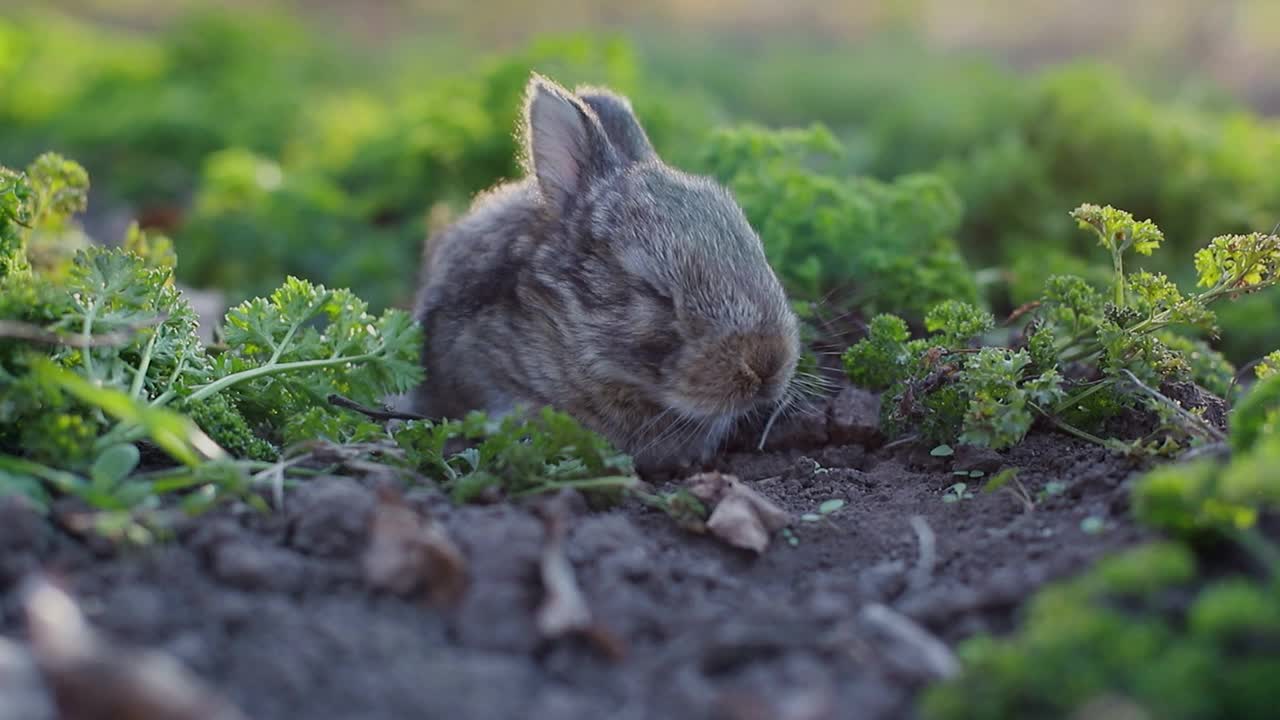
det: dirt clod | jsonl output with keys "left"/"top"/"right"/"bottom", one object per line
{"left": 829, "top": 385, "right": 885, "bottom": 447}
{"left": 363, "top": 489, "right": 468, "bottom": 605}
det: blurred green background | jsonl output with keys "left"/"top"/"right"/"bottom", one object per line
{"left": 3, "top": 0, "right": 1279, "bottom": 362}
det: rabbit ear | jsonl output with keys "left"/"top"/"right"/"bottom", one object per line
{"left": 524, "top": 75, "right": 616, "bottom": 211}
{"left": 576, "top": 87, "right": 656, "bottom": 164}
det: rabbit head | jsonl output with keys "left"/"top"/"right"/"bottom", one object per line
{"left": 521, "top": 76, "right": 800, "bottom": 436}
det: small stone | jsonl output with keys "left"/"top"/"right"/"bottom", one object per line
{"left": 287, "top": 478, "right": 376, "bottom": 558}
{"left": 952, "top": 444, "right": 1004, "bottom": 475}
{"left": 828, "top": 386, "right": 884, "bottom": 448}
{"left": 211, "top": 542, "right": 305, "bottom": 593}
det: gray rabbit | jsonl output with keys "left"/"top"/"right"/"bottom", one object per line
{"left": 411, "top": 74, "right": 799, "bottom": 471}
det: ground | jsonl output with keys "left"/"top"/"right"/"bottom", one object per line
{"left": 0, "top": 386, "right": 1149, "bottom": 720}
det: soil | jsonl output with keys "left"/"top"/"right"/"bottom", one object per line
{"left": 0, "top": 385, "right": 1151, "bottom": 720}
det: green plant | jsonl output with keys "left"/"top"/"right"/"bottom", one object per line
{"left": 799, "top": 498, "right": 846, "bottom": 523}
{"left": 1, "top": 153, "right": 421, "bottom": 517}
{"left": 393, "top": 408, "right": 636, "bottom": 504}
{"left": 923, "top": 394, "right": 1280, "bottom": 720}
{"left": 844, "top": 204, "right": 1280, "bottom": 451}
{"left": 942, "top": 482, "right": 974, "bottom": 503}
{"left": 700, "top": 124, "right": 980, "bottom": 320}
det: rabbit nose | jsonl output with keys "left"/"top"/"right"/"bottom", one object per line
{"left": 738, "top": 360, "right": 763, "bottom": 390}
{"left": 749, "top": 352, "right": 784, "bottom": 384}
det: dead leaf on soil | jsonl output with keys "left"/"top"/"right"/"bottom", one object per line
{"left": 362, "top": 487, "right": 468, "bottom": 606}
{"left": 859, "top": 603, "right": 959, "bottom": 681}
{"left": 22, "top": 577, "right": 249, "bottom": 720}
{"left": 686, "top": 472, "right": 792, "bottom": 553}
{"left": 534, "top": 501, "right": 627, "bottom": 661}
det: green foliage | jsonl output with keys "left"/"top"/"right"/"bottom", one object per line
{"left": 1230, "top": 373, "right": 1280, "bottom": 455}
{"left": 924, "top": 300, "right": 994, "bottom": 348}
{"left": 7, "top": 14, "right": 1280, "bottom": 359}
{"left": 841, "top": 314, "right": 912, "bottom": 390}
{"left": 164, "top": 33, "right": 682, "bottom": 309}
{"left": 201, "top": 275, "right": 422, "bottom": 432}
{"left": 0, "top": 153, "right": 422, "bottom": 517}
{"left": 1158, "top": 332, "right": 1235, "bottom": 398}
{"left": 845, "top": 206, "right": 1274, "bottom": 452}
{"left": 394, "top": 408, "right": 635, "bottom": 503}
{"left": 924, "top": 376, "right": 1280, "bottom": 720}
{"left": 957, "top": 349, "right": 1064, "bottom": 450}
{"left": 1257, "top": 351, "right": 1280, "bottom": 380}
{"left": 924, "top": 540, "right": 1279, "bottom": 719}
{"left": 701, "top": 124, "right": 980, "bottom": 319}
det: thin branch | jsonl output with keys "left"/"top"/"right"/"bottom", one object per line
{"left": 327, "top": 393, "right": 430, "bottom": 422}
{"left": 186, "top": 350, "right": 383, "bottom": 402}
{"left": 1227, "top": 356, "right": 1268, "bottom": 410}
{"left": 1030, "top": 402, "right": 1111, "bottom": 447}
{"left": 907, "top": 515, "right": 936, "bottom": 594}
{"left": 880, "top": 434, "right": 920, "bottom": 452}
{"left": 1118, "top": 369, "right": 1228, "bottom": 443}
{"left": 0, "top": 318, "right": 161, "bottom": 348}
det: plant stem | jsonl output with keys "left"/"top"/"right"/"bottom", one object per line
{"left": 267, "top": 290, "right": 332, "bottom": 366}
{"left": 129, "top": 329, "right": 159, "bottom": 400}
{"left": 1053, "top": 380, "right": 1112, "bottom": 414}
{"left": 186, "top": 348, "right": 383, "bottom": 403}
{"left": 511, "top": 475, "right": 639, "bottom": 498}
{"left": 149, "top": 351, "right": 189, "bottom": 408}
{"left": 80, "top": 302, "right": 97, "bottom": 378}
{"left": 1112, "top": 249, "right": 1125, "bottom": 308}
{"left": 1030, "top": 402, "right": 1110, "bottom": 447}
{"left": 1118, "top": 369, "right": 1227, "bottom": 443}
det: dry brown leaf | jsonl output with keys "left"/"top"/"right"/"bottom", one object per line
{"left": 533, "top": 501, "right": 628, "bottom": 661}
{"left": 685, "top": 472, "right": 792, "bottom": 553}
{"left": 534, "top": 507, "right": 592, "bottom": 638}
{"left": 362, "top": 488, "right": 468, "bottom": 606}
{"left": 706, "top": 492, "right": 771, "bottom": 552}
{"left": 23, "top": 578, "right": 248, "bottom": 720}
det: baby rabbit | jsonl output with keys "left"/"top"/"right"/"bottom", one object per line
{"left": 411, "top": 74, "right": 799, "bottom": 471}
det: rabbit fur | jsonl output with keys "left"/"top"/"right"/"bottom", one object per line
{"left": 412, "top": 74, "right": 799, "bottom": 471}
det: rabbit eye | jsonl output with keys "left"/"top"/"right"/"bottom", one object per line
{"left": 633, "top": 333, "right": 679, "bottom": 370}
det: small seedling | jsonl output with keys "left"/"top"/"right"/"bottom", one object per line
{"left": 818, "top": 498, "right": 846, "bottom": 514}
{"left": 801, "top": 497, "right": 847, "bottom": 523}
{"left": 1039, "top": 481, "right": 1066, "bottom": 501}
{"left": 942, "top": 482, "right": 974, "bottom": 503}
{"left": 1080, "top": 516, "right": 1107, "bottom": 534}
{"left": 983, "top": 467, "right": 1037, "bottom": 512}
{"left": 931, "top": 444, "right": 956, "bottom": 457}
{"left": 953, "top": 469, "right": 985, "bottom": 479}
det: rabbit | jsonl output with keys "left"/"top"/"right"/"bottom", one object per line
{"left": 411, "top": 74, "right": 799, "bottom": 472}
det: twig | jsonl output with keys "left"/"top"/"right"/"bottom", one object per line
{"left": 0, "top": 317, "right": 164, "bottom": 348}
{"left": 1178, "top": 441, "right": 1230, "bottom": 463}
{"left": 859, "top": 603, "right": 959, "bottom": 680}
{"left": 880, "top": 434, "right": 920, "bottom": 452}
{"left": 250, "top": 455, "right": 313, "bottom": 510}
{"left": 907, "top": 515, "right": 936, "bottom": 594}
{"left": 1118, "top": 369, "right": 1228, "bottom": 443}
{"left": 1030, "top": 403, "right": 1111, "bottom": 447}
{"left": 1227, "top": 356, "right": 1267, "bottom": 410}
{"left": 327, "top": 394, "right": 430, "bottom": 422}
{"left": 1003, "top": 300, "right": 1042, "bottom": 326}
